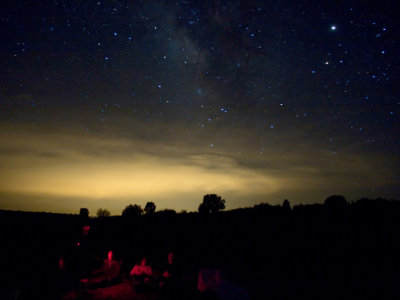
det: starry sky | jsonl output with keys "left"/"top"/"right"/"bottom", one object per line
{"left": 0, "top": 0, "right": 399, "bottom": 215}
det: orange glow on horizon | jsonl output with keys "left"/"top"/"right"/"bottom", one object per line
{"left": 0, "top": 126, "right": 392, "bottom": 214}
{"left": 0, "top": 128, "right": 285, "bottom": 211}
{"left": 1, "top": 155, "right": 282, "bottom": 199}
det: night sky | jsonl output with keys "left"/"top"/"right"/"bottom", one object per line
{"left": 1, "top": 0, "right": 399, "bottom": 215}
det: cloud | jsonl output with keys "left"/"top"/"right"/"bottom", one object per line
{"left": 0, "top": 123, "right": 397, "bottom": 213}
{"left": 0, "top": 127, "right": 282, "bottom": 206}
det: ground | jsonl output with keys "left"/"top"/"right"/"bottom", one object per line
{"left": 62, "top": 280, "right": 159, "bottom": 300}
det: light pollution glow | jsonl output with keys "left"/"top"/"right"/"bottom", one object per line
{"left": 0, "top": 125, "right": 396, "bottom": 215}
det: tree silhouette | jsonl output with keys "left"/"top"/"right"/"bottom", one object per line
{"left": 324, "top": 195, "right": 348, "bottom": 209}
{"left": 144, "top": 202, "right": 156, "bottom": 214}
{"left": 282, "top": 199, "right": 291, "bottom": 211}
{"left": 324, "top": 195, "right": 348, "bottom": 217}
{"left": 122, "top": 204, "right": 143, "bottom": 216}
{"left": 96, "top": 208, "right": 111, "bottom": 218}
{"left": 79, "top": 208, "right": 89, "bottom": 218}
{"left": 198, "top": 194, "right": 226, "bottom": 214}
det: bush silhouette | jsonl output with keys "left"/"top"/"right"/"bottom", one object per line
{"left": 198, "top": 194, "right": 226, "bottom": 214}
{"left": 282, "top": 199, "right": 291, "bottom": 211}
{"left": 96, "top": 208, "right": 111, "bottom": 218}
{"left": 122, "top": 204, "right": 143, "bottom": 216}
{"left": 144, "top": 202, "right": 156, "bottom": 214}
{"left": 156, "top": 209, "right": 176, "bottom": 217}
{"left": 324, "top": 195, "right": 348, "bottom": 209}
{"left": 79, "top": 208, "right": 89, "bottom": 218}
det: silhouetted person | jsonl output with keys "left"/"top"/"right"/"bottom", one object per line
{"left": 130, "top": 258, "right": 153, "bottom": 291}
{"left": 103, "top": 250, "right": 120, "bottom": 285}
{"left": 160, "top": 252, "right": 191, "bottom": 299}
{"left": 80, "top": 250, "right": 120, "bottom": 287}
{"left": 162, "top": 252, "right": 175, "bottom": 279}
{"left": 159, "top": 252, "right": 178, "bottom": 289}
{"left": 198, "top": 269, "right": 249, "bottom": 300}
{"left": 56, "top": 255, "right": 70, "bottom": 292}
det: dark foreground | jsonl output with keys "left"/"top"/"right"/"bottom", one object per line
{"left": 1, "top": 198, "right": 400, "bottom": 299}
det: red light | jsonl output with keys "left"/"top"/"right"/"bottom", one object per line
{"left": 82, "top": 225, "right": 91, "bottom": 236}
{"left": 77, "top": 242, "right": 80, "bottom": 246}
{"left": 59, "top": 257, "right": 65, "bottom": 271}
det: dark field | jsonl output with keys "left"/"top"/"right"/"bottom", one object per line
{"left": 1, "top": 199, "right": 400, "bottom": 299}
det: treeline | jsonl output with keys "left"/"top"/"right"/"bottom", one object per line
{"left": 90, "top": 194, "right": 226, "bottom": 217}
{"left": 1, "top": 194, "right": 399, "bottom": 222}
{"left": 76, "top": 194, "right": 400, "bottom": 220}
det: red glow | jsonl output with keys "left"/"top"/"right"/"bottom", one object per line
{"left": 168, "top": 252, "right": 174, "bottom": 264}
{"left": 198, "top": 269, "right": 221, "bottom": 292}
{"left": 130, "top": 258, "right": 152, "bottom": 276}
{"left": 77, "top": 242, "right": 80, "bottom": 246}
{"left": 59, "top": 257, "right": 65, "bottom": 271}
{"left": 163, "top": 252, "right": 174, "bottom": 278}
{"left": 81, "top": 225, "right": 91, "bottom": 236}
